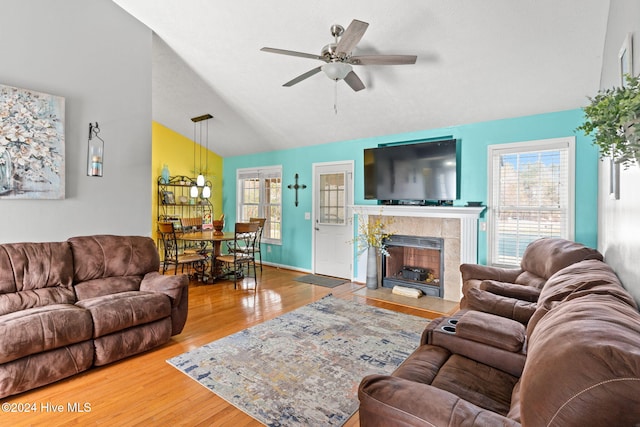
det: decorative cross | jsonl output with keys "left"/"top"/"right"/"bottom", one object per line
{"left": 287, "top": 173, "right": 307, "bottom": 207}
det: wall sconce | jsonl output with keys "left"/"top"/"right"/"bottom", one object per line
{"left": 87, "top": 122, "right": 104, "bottom": 177}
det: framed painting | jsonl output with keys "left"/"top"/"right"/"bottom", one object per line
{"left": 619, "top": 33, "right": 633, "bottom": 87}
{"left": 0, "top": 84, "right": 65, "bottom": 199}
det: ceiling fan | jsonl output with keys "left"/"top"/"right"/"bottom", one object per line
{"left": 261, "top": 19, "right": 417, "bottom": 92}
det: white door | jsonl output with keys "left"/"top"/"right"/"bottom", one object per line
{"left": 313, "top": 161, "right": 354, "bottom": 279}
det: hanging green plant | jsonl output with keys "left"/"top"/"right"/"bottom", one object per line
{"left": 576, "top": 74, "right": 640, "bottom": 169}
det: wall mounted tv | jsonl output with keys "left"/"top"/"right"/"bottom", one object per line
{"left": 364, "top": 139, "right": 459, "bottom": 204}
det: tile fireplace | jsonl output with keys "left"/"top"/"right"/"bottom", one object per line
{"left": 354, "top": 205, "right": 485, "bottom": 301}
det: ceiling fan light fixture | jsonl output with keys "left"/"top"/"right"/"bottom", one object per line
{"left": 322, "top": 62, "right": 352, "bottom": 80}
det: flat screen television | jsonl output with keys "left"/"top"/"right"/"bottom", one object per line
{"left": 364, "top": 139, "right": 459, "bottom": 203}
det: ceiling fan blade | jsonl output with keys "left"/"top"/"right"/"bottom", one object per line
{"left": 349, "top": 55, "right": 417, "bottom": 65}
{"left": 335, "top": 19, "right": 369, "bottom": 58}
{"left": 343, "top": 71, "right": 365, "bottom": 92}
{"left": 261, "top": 47, "right": 324, "bottom": 61}
{"left": 283, "top": 66, "right": 323, "bottom": 87}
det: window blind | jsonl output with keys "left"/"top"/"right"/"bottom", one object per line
{"left": 489, "top": 138, "right": 574, "bottom": 266}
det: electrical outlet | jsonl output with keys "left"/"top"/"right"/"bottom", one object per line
{"left": 480, "top": 222, "right": 487, "bottom": 231}
{"left": 267, "top": 245, "right": 272, "bottom": 253}
{"left": 304, "top": 212, "right": 311, "bottom": 220}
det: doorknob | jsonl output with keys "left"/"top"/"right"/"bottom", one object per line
{"left": 315, "top": 227, "right": 320, "bottom": 231}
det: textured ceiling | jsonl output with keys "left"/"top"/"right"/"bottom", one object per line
{"left": 112, "top": 0, "right": 609, "bottom": 157}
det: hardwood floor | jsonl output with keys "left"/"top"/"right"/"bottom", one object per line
{"left": 2, "top": 266, "right": 449, "bottom": 427}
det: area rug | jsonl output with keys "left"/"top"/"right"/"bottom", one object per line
{"left": 293, "top": 274, "right": 347, "bottom": 288}
{"left": 167, "top": 294, "right": 428, "bottom": 426}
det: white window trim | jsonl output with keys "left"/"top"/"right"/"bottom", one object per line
{"left": 487, "top": 137, "right": 575, "bottom": 267}
{"left": 236, "top": 165, "right": 282, "bottom": 245}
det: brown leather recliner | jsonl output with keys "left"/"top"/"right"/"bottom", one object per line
{"left": 459, "top": 237, "right": 602, "bottom": 323}
{"left": 358, "top": 259, "right": 640, "bottom": 426}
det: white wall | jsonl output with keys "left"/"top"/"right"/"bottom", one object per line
{"left": 0, "top": 0, "right": 152, "bottom": 243}
{"left": 598, "top": 0, "right": 640, "bottom": 304}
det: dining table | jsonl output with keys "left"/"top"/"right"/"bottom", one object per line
{"left": 180, "top": 230, "right": 236, "bottom": 282}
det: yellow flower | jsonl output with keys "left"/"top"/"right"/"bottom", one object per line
{"left": 354, "top": 209, "right": 393, "bottom": 256}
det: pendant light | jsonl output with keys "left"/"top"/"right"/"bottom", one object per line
{"left": 202, "top": 115, "right": 212, "bottom": 198}
{"left": 190, "top": 114, "right": 213, "bottom": 198}
{"left": 190, "top": 118, "right": 199, "bottom": 198}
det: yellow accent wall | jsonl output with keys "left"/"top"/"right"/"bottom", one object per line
{"left": 151, "top": 121, "right": 223, "bottom": 241}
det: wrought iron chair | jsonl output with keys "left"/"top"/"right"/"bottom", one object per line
{"left": 158, "top": 222, "right": 207, "bottom": 279}
{"left": 227, "top": 217, "right": 266, "bottom": 271}
{"left": 216, "top": 221, "right": 259, "bottom": 290}
{"left": 180, "top": 216, "right": 211, "bottom": 257}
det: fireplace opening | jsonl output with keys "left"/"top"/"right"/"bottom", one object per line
{"left": 381, "top": 235, "right": 444, "bottom": 298}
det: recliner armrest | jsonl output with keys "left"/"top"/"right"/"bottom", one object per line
{"left": 423, "top": 317, "right": 526, "bottom": 377}
{"left": 358, "top": 375, "right": 520, "bottom": 427}
{"left": 481, "top": 280, "right": 541, "bottom": 302}
{"left": 466, "top": 287, "right": 536, "bottom": 324}
{"left": 456, "top": 310, "right": 526, "bottom": 352}
{"left": 140, "top": 271, "right": 188, "bottom": 307}
{"left": 460, "top": 263, "right": 522, "bottom": 283}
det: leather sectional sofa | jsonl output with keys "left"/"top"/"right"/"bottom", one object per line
{"left": 358, "top": 239, "right": 640, "bottom": 426}
{"left": 0, "top": 235, "right": 189, "bottom": 398}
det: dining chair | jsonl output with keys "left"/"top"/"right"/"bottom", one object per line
{"left": 180, "top": 216, "right": 211, "bottom": 256}
{"left": 249, "top": 217, "right": 266, "bottom": 271}
{"left": 216, "top": 221, "right": 260, "bottom": 290}
{"left": 158, "top": 222, "right": 208, "bottom": 279}
{"left": 227, "top": 217, "right": 266, "bottom": 271}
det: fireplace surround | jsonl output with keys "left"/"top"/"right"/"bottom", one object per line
{"left": 354, "top": 205, "right": 485, "bottom": 301}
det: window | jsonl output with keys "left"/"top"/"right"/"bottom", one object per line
{"left": 487, "top": 137, "right": 575, "bottom": 266}
{"left": 318, "top": 172, "right": 346, "bottom": 225}
{"left": 237, "top": 166, "right": 282, "bottom": 243}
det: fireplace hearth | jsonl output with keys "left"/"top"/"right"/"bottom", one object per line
{"left": 381, "top": 235, "right": 444, "bottom": 297}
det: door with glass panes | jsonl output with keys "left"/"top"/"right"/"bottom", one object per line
{"left": 313, "top": 162, "right": 353, "bottom": 279}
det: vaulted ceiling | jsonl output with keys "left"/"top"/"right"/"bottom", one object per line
{"left": 112, "top": 0, "right": 609, "bottom": 157}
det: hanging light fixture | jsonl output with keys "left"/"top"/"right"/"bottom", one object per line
{"left": 196, "top": 121, "right": 205, "bottom": 187}
{"left": 202, "top": 115, "right": 212, "bottom": 198}
{"left": 190, "top": 113, "right": 213, "bottom": 199}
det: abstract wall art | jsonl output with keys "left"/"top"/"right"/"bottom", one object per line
{"left": 0, "top": 84, "right": 65, "bottom": 199}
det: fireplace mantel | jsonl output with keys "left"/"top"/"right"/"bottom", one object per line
{"left": 353, "top": 204, "right": 485, "bottom": 301}
{"left": 353, "top": 205, "right": 485, "bottom": 219}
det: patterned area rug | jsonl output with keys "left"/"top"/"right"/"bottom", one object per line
{"left": 167, "top": 294, "right": 428, "bottom": 426}
{"left": 293, "top": 274, "right": 348, "bottom": 288}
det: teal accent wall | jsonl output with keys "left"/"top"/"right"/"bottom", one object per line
{"left": 223, "top": 109, "right": 599, "bottom": 269}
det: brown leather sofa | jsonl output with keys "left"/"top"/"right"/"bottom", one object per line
{"left": 459, "top": 237, "right": 602, "bottom": 323}
{"left": 0, "top": 235, "right": 189, "bottom": 398}
{"left": 358, "top": 258, "right": 640, "bottom": 426}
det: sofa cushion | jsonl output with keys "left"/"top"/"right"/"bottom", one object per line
{"left": 74, "top": 276, "right": 143, "bottom": 301}
{"left": 513, "top": 271, "right": 546, "bottom": 290}
{"left": 519, "top": 237, "right": 602, "bottom": 280}
{"left": 431, "top": 354, "right": 519, "bottom": 416}
{"left": 93, "top": 317, "right": 172, "bottom": 366}
{"left": 0, "top": 242, "right": 76, "bottom": 316}
{"left": 0, "top": 341, "right": 94, "bottom": 399}
{"left": 75, "top": 291, "right": 171, "bottom": 338}
{"left": 392, "top": 344, "right": 450, "bottom": 385}
{"left": 520, "top": 294, "right": 640, "bottom": 426}
{"left": 456, "top": 310, "right": 526, "bottom": 352}
{"left": 68, "top": 235, "right": 160, "bottom": 283}
{"left": 0, "top": 304, "right": 93, "bottom": 364}
{"left": 527, "top": 259, "right": 638, "bottom": 336}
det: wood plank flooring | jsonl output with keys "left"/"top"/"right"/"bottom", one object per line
{"left": 1, "top": 266, "right": 451, "bottom": 427}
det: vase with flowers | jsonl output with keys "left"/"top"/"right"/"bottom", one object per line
{"left": 355, "top": 211, "right": 393, "bottom": 289}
